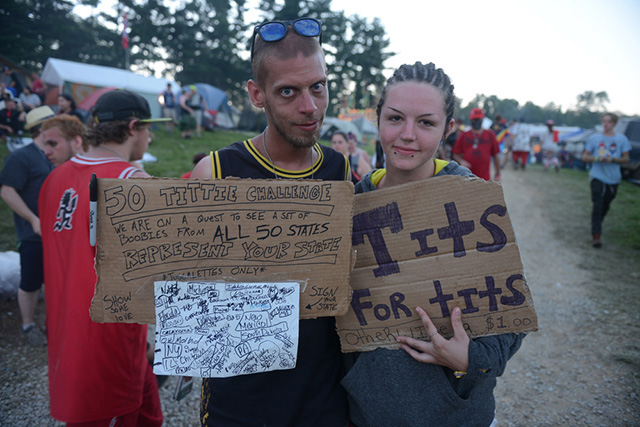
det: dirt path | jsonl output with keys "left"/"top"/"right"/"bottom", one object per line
{"left": 1, "top": 165, "right": 638, "bottom": 426}
{"left": 494, "top": 167, "right": 639, "bottom": 426}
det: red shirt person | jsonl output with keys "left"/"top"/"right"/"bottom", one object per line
{"left": 452, "top": 108, "right": 501, "bottom": 181}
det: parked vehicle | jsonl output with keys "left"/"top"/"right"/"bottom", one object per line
{"left": 614, "top": 118, "right": 640, "bottom": 179}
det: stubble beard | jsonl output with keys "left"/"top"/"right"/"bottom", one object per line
{"left": 265, "top": 104, "right": 323, "bottom": 149}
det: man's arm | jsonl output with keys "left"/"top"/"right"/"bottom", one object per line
{"left": 492, "top": 154, "right": 501, "bottom": 181}
{"left": 0, "top": 185, "right": 40, "bottom": 235}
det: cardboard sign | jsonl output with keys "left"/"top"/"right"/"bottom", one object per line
{"left": 336, "top": 175, "right": 537, "bottom": 353}
{"left": 90, "top": 178, "right": 354, "bottom": 324}
{"left": 153, "top": 281, "right": 300, "bottom": 378}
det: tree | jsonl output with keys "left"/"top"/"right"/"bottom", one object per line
{"left": 0, "top": 0, "right": 122, "bottom": 72}
{"left": 576, "top": 90, "right": 609, "bottom": 112}
{"left": 118, "top": 0, "right": 251, "bottom": 105}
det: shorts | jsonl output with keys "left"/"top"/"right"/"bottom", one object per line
{"left": 512, "top": 151, "right": 529, "bottom": 165}
{"left": 192, "top": 109, "right": 203, "bottom": 127}
{"left": 19, "top": 240, "right": 44, "bottom": 292}
{"left": 179, "top": 113, "right": 196, "bottom": 131}
{"left": 162, "top": 107, "right": 177, "bottom": 122}
{"left": 66, "top": 362, "right": 162, "bottom": 427}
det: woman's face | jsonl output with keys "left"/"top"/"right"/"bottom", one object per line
{"left": 379, "top": 81, "right": 453, "bottom": 180}
{"left": 58, "top": 96, "right": 71, "bottom": 111}
{"left": 331, "top": 134, "right": 349, "bottom": 156}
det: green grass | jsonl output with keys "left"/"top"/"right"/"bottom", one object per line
{"left": 528, "top": 164, "right": 640, "bottom": 251}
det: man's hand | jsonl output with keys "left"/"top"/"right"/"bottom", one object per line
{"left": 396, "top": 306, "right": 470, "bottom": 372}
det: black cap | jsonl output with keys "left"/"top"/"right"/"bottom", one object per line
{"left": 93, "top": 89, "right": 170, "bottom": 123}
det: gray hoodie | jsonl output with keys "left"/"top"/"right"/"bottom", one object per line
{"left": 343, "top": 161, "right": 525, "bottom": 427}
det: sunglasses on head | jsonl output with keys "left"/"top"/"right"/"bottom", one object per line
{"left": 250, "top": 18, "right": 322, "bottom": 60}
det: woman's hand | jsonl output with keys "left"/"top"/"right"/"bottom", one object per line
{"left": 396, "top": 306, "right": 470, "bottom": 372}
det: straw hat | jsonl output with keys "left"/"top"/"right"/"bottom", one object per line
{"left": 25, "top": 106, "right": 55, "bottom": 130}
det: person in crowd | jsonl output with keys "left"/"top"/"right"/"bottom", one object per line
{"left": 347, "top": 131, "right": 372, "bottom": 177}
{"left": 372, "top": 137, "right": 385, "bottom": 168}
{"left": 179, "top": 87, "right": 197, "bottom": 139}
{"left": 31, "top": 72, "right": 45, "bottom": 100}
{"left": 452, "top": 108, "right": 501, "bottom": 181}
{"left": 509, "top": 118, "right": 531, "bottom": 170}
{"left": 439, "top": 116, "right": 463, "bottom": 160}
{"left": 19, "top": 86, "right": 41, "bottom": 112}
{"left": 180, "top": 85, "right": 208, "bottom": 138}
{"left": 0, "top": 106, "right": 56, "bottom": 346}
{"left": 191, "top": 17, "right": 349, "bottom": 426}
{"left": 331, "top": 130, "right": 362, "bottom": 182}
{"left": 160, "top": 82, "right": 177, "bottom": 132}
{"left": 39, "top": 89, "right": 168, "bottom": 425}
{"left": 0, "top": 93, "right": 26, "bottom": 139}
{"left": 180, "top": 152, "right": 207, "bottom": 178}
{"left": 581, "top": 113, "right": 630, "bottom": 248}
{"left": 541, "top": 119, "right": 560, "bottom": 172}
{"left": 57, "top": 93, "right": 84, "bottom": 122}
{"left": 341, "top": 61, "right": 524, "bottom": 427}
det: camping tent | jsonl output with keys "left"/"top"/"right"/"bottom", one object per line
{"left": 41, "top": 58, "right": 174, "bottom": 119}
{"left": 320, "top": 117, "right": 362, "bottom": 142}
{"left": 191, "top": 83, "right": 236, "bottom": 129}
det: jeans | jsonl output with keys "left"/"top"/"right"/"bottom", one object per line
{"left": 590, "top": 178, "right": 618, "bottom": 234}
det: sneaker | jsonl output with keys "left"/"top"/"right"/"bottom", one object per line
{"left": 22, "top": 325, "right": 47, "bottom": 347}
{"left": 592, "top": 233, "right": 602, "bottom": 248}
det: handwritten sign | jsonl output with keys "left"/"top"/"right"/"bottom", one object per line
{"left": 336, "top": 175, "right": 537, "bottom": 352}
{"left": 153, "top": 281, "right": 299, "bottom": 378}
{"left": 90, "top": 178, "right": 354, "bottom": 324}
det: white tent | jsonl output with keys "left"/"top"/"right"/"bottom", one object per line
{"left": 41, "top": 58, "right": 174, "bottom": 118}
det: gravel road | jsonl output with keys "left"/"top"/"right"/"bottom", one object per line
{"left": 1, "top": 166, "right": 638, "bottom": 426}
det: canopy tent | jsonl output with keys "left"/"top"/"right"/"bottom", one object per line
{"left": 191, "top": 83, "right": 236, "bottom": 129}
{"left": 41, "top": 58, "right": 174, "bottom": 119}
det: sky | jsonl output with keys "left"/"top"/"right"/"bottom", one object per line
{"left": 337, "top": 0, "right": 640, "bottom": 115}
{"left": 75, "top": 0, "right": 640, "bottom": 115}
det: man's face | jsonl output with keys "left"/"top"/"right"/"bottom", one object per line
{"left": 602, "top": 115, "right": 616, "bottom": 133}
{"left": 258, "top": 51, "right": 328, "bottom": 149}
{"left": 130, "top": 123, "right": 152, "bottom": 161}
{"left": 41, "top": 127, "right": 74, "bottom": 167}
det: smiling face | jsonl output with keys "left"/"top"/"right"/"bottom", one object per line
{"left": 378, "top": 81, "right": 454, "bottom": 185}
{"left": 249, "top": 51, "right": 328, "bottom": 149}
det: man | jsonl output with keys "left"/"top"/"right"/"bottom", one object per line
{"left": 541, "top": 119, "right": 560, "bottom": 172}
{"left": 509, "top": 118, "right": 531, "bottom": 170}
{"left": 452, "top": 108, "right": 501, "bottom": 181}
{"left": 581, "top": 113, "right": 630, "bottom": 247}
{"left": 160, "top": 82, "right": 177, "bottom": 132}
{"left": 0, "top": 93, "right": 26, "bottom": 139}
{"left": 180, "top": 85, "right": 208, "bottom": 138}
{"left": 39, "top": 89, "right": 168, "bottom": 425}
{"left": 192, "top": 17, "right": 349, "bottom": 426}
{"left": 40, "top": 115, "right": 87, "bottom": 167}
{"left": 0, "top": 106, "right": 55, "bottom": 346}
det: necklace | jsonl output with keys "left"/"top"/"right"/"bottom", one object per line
{"left": 96, "top": 145, "right": 127, "bottom": 161}
{"left": 262, "top": 127, "right": 315, "bottom": 179}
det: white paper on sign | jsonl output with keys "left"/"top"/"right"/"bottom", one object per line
{"left": 153, "top": 281, "right": 300, "bottom": 378}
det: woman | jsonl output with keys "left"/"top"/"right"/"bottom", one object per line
{"left": 331, "top": 131, "right": 362, "bottom": 183}
{"left": 341, "top": 62, "right": 525, "bottom": 427}
{"left": 19, "top": 86, "right": 41, "bottom": 112}
{"left": 57, "top": 93, "right": 84, "bottom": 122}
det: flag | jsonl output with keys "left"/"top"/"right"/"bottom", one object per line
{"left": 122, "top": 12, "right": 129, "bottom": 50}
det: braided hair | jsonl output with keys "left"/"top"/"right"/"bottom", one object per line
{"left": 376, "top": 62, "right": 455, "bottom": 132}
